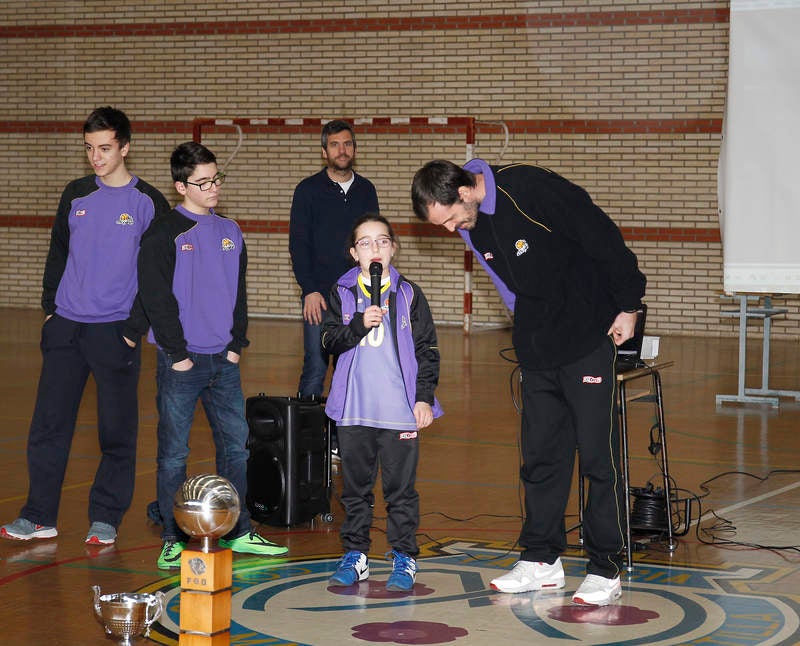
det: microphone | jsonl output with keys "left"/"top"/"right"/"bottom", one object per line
{"left": 369, "top": 261, "right": 383, "bottom": 307}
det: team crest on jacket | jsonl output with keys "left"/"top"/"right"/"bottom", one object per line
{"left": 514, "top": 239, "right": 529, "bottom": 256}
{"left": 221, "top": 238, "right": 236, "bottom": 251}
{"left": 116, "top": 213, "right": 134, "bottom": 225}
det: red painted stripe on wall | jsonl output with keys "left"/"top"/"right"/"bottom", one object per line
{"left": 491, "top": 119, "right": 723, "bottom": 135}
{"left": 0, "top": 120, "right": 84, "bottom": 133}
{"left": 0, "top": 215, "right": 56, "bottom": 229}
{"left": 0, "top": 118, "right": 722, "bottom": 136}
{"left": 0, "top": 120, "right": 195, "bottom": 134}
{"left": 0, "top": 9, "right": 729, "bottom": 39}
{"left": 619, "top": 226, "right": 721, "bottom": 243}
{"left": 0, "top": 214, "right": 721, "bottom": 243}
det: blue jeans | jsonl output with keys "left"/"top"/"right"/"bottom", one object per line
{"left": 298, "top": 315, "right": 330, "bottom": 398}
{"left": 155, "top": 349, "right": 252, "bottom": 541}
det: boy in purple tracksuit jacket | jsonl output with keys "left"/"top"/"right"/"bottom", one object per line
{"left": 321, "top": 213, "right": 443, "bottom": 591}
{"left": 137, "top": 141, "right": 287, "bottom": 569}
{"left": 1, "top": 107, "right": 169, "bottom": 546}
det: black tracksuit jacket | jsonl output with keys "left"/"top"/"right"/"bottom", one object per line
{"left": 467, "top": 163, "right": 646, "bottom": 370}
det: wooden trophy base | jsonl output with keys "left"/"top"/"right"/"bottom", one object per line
{"left": 180, "top": 588, "right": 232, "bottom": 634}
{"left": 180, "top": 545, "right": 233, "bottom": 641}
{"left": 178, "top": 630, "right": 231, "bottom": 646}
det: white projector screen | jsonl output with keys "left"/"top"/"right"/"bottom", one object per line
{"left": 718, "top": 0, "right": 800, "bottom": 294}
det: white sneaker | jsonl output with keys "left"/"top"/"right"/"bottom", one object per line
{"left": 490, "top": 558, "right": 565, "bottom": 593}
{"left": 571, "top": 574, "right": 622, "bottom": 606}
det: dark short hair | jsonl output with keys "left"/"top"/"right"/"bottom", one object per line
{"left": 83, "top": 107, "right": 132, "bottom": 147}
{"left": 411, "top": 160, "right": 476, "bottom": 221}
{"left": 170, "top": 141, "right": 217, "bottom": 183}
{"left": 321, "top": 119, "right": 356, "bottom": 148}
{"left": 347, "top": 212, "right": 396, "bottom": 264}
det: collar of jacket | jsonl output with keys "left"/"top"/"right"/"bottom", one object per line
{"left": 337, "top": 264, "right": 401, "bottom": 290}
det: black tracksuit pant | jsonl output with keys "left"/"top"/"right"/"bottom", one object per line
{"left": 20, "top": 315, "right": 140, "bottom": 529}
{"left": 518, "top": 337, "right": 625, "bottom": 579}
{"left": 337, "top": 424, "right": 420, "bottom": 557}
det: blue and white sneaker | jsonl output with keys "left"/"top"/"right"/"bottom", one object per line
{"left": 329, "top": 550, "right": 369, "bottom": 586}
{"left": 1, "top": 518, "right": 58, "bottom": 541}
{"left": 386, "top": 550, "right": 417, "bottom": 591}
{"left": 85, "top": 521, "right": 117, "bottom": 545}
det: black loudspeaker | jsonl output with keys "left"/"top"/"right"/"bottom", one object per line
{"left": 245, "top": 394, "right": 332, "bottom": 526}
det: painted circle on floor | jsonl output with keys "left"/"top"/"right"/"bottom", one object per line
{"left": 138, "top": 540, "right": 800, "bottom": 645}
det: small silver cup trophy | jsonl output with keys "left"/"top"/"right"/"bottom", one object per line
{"left": 91, "top": 586, "right": 165, "bottom": 645}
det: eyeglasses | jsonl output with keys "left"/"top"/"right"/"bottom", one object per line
{"left": 185, "top": 173, "right": 226, "bottom": 191}
{"left": 355, "top": 236, "right": 393, "bottom": 250}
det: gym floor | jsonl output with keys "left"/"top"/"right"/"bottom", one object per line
{"left": 1, "top": 308, "right": 799, "bottom": 645}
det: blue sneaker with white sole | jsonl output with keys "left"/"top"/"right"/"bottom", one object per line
{"left": 329, "top": 550, "right": 369, "bottom": 586}
{"left": 386, "top": 550, "right": 417, "bottom": 591}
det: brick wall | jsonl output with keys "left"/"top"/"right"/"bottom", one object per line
{"left": 2, "top": 1, "right": 793, "bottom": 337}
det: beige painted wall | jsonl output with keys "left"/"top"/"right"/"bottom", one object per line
{"left": 2, "top": 2, "right": 792, "bottom": 338}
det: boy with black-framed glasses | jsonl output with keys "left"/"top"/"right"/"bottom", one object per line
{"left": 138, "top": 141, "right": 287, "bottom": 569}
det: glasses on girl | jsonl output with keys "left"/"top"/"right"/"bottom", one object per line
{"left": 354, "top": 236, "right": 392, "bottom": 249}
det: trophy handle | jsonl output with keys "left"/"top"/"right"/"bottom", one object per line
{"left": 91, "top": 585, "right": 103, "bottom": 623}
{"left": 91, "top": 585, "right": 113, "bottom": 635}
{"left": 143, "top": 591, "right": 165, "bottom": 636}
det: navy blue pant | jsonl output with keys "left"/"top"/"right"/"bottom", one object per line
{"left": 298, "top": 314, "right": 331, "bottom": 398}
{"left": 21, "top": 315, "right": 140, "bottom": 529}
{"left": 518, "top": 337, "right": 625, "bottom": 579}
{"left": 337, "top": 425, "right": 420, "bottom": 556}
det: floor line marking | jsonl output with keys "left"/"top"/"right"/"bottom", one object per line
{"left": 693, "top": 479, "right": 800, "bottom": 526}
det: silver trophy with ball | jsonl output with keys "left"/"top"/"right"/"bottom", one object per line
{"left": 173, "top": 473, "right": 241, "bottom": 552}
{"left": 174, "top": 474, "right": 241, "bottom": 642}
